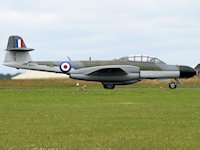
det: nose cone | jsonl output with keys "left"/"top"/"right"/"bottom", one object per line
{"left": 179, "top": 66, "right": 196, "bottom": 78}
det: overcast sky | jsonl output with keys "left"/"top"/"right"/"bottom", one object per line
{"left": 0, "top": 0, "right": 200, "bottom": 74}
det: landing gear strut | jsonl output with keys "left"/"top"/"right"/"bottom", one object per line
{"left": 169, "top": 78, "right": 182, "bottom": 89}
{"left": 102, "top": 83, "right": 115, "bottom": 89}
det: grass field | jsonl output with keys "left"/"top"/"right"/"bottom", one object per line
{"left": 0, "top": 79, "right": 200, "bottom": 149}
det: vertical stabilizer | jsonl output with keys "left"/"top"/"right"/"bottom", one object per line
{"left": 4, "top": 36, "right": 34, "bottom": 63}
{"left": 7, "top": 36, "right": 27, "bottom": 50}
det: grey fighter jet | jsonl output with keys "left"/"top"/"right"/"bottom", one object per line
{"left": 3, "top": 36, "right": 199, "bottom": 89}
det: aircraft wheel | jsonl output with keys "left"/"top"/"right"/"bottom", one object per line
{"left": 103, "top": 84, "right": 115, "bottom": 89}
{"left": 169, "top": 82, "right": 177, "bottom": 89}
{"left": 103, "top": 84, "right": 108, "bottom": 89}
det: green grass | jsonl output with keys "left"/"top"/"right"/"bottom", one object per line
{"left": 0, "top": 76, "right": 200, "bottom": 89}
{"left": 0, "top": 87, "right": 200, "bottom": 150}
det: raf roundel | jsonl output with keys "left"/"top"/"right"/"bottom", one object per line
{"left": 60, "top": 62, "right": 71, "bottom": 73}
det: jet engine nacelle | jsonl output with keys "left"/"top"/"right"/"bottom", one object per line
{"left": 70, "top": 73, "right": 140, "bottom": 82}
{"left": 70, "top": 65, "right": 140, "bottom": 83}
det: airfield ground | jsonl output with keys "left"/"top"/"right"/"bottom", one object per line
{"left": 0, "top": 77, "right": 200, "bottom": 149}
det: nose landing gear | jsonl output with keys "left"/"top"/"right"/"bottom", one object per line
{"left": 169, "top": 82, "right": 177, "bottom": 89}
{"left": 169, "top": 78, "right": 182, "bottom": 89}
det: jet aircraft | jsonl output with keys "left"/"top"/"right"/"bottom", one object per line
{"left": 3, "top": 36, "right": 199, "bottom": 89}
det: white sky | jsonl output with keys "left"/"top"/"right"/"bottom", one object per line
{"left": 0, "top": 0, "right": 200, "bottom": 74}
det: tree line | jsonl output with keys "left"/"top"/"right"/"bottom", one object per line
{"left": 0, "top": 73, "right": 20, "bottom": 79}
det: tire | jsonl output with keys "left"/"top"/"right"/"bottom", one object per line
{"left": 169, "top": 82, "right": 177, "bottom": 89}
{"left": 103, "top": 84, "right": 108, "bottom": 89}
{"left": 103, "top": 84, "right": 115, "bottom": 89}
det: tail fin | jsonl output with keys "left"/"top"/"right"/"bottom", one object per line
{"left": 7, "top": 35, "right": 27, "bottom": 50}
{"left": 4, "top": 36, "right": 34, "bottom": 63}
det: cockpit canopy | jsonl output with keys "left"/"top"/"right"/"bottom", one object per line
{"left": 119, "top": 55, "right": 165, "bottom": 64}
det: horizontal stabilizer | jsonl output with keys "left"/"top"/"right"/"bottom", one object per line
{"left": 6, "top": 48, "right": 34, "bottom": 51}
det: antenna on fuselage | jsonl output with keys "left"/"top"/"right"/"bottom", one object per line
{"left": 67, "top": 56, "right": 71, "bottom": 61}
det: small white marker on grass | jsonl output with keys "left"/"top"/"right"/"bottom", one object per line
{"left": 76, "top": 83, "right": 79, "bottom": 93}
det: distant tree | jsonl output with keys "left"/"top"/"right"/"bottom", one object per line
{"left": 0, "top": 73, "right": 20, "bottom": 79}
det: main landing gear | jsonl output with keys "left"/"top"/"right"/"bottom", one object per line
{"left": 102, "top": 83, "right": 115, "bottom": 89}
{"left": 169, "top": 78, "right": 182, "bottom": 89}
